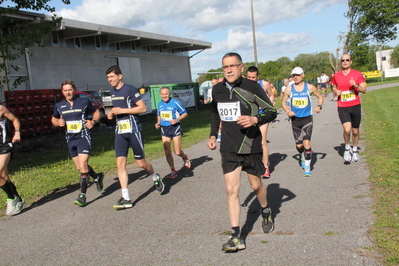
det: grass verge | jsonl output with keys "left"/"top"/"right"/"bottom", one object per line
{"left": 362, "top": 86, "right": 399, "bottom": 265}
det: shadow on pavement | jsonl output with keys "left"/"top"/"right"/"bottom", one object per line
{"left": 240, "top": 183, "right": 296, "bottom": 239}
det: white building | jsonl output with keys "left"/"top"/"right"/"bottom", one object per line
{"left": 2, "top": 10, "right": 212, "bottom": 93}
{"left": 375, "top": 49, "right": 393, "bottom": 71}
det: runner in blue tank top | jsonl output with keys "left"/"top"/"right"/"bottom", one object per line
{"left": 281, "top": 67, "right": 324, "bottom": 177}
{"left": 155, "top": 86, "right": 191, "bottom": 179}
{"left": 106, "top": 65, "right": 163, "bottom": 210}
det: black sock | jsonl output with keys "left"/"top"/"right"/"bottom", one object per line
{"left": 88, "top": 165, "right": 96, "bottom": 178}
{"left": 261, "top": 206, "right": 270, "bottom": 216}
{"left": 296, "top": 146, "right": 305, "bottom": 154}
{"left": 9, "top": 181, "right": 20, "bottom": 198}
{"left": 80, "top": 173, "right": 89, "bottom": 194}
{"left": 1, "top": 181, "right": 15, "bottom": 199}
{"left": 232, "top": 226, "right": 240, "bottom": 237}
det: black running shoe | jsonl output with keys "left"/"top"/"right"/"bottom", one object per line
{"left": 153, "top": 174, "right": 164, "bottom": 194}
{"left": 222, "top": 235, "right": 246, "bottom": 251}
{"left": 113, "top": 197, "right": 133, "bottom": 210}
{"left": 94, "top": 173, "right": 104, "bottom": 192}
{"left": 74, "top": 193, "right": 86, "bottom": 207}
{"left": 261, "top": 207, "right": 274, "bottom": 233}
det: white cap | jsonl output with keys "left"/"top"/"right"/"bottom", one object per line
{"left": 291, "top": 67, "right": 304, "bottom": 75}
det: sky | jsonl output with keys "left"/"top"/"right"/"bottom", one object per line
{"left": 3, "top": 0, "right": 399, "bottom": 80}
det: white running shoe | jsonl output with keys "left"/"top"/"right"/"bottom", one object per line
{"left": 343, "top": 149, "right": 352, "bottom": 162}
{"left": 352, "top": 151, "right": 360, "bottom": 162}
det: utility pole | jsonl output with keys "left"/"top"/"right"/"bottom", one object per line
{"left": 250, "top": 0, "right": 258, "bottom": 68}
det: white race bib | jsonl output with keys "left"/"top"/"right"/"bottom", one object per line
{"left": 218, "top": 102, "right": 241, "bottom": 122}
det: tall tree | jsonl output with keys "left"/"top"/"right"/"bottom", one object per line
{"left": 0, "top": 1, "right": 70, "bottom": 89}
{"left": 390, "top": 45, "right": 399, "bottom": 68}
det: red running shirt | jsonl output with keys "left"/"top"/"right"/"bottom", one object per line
{"left": 331, "top": 69, "right": 365, "bottom": 108}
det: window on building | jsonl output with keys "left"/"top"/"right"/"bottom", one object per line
{"left": 51, "top": 31, "right": 59, "bottom": 46}
{"left": 131, "top": 41, "right": 136, "bottom": 51}
{"left": 74, "top": 37, "right": 81, "bottom": 48}
{"left": 147, "top": 46, "right": 151, "bottom": 52}
{"left": 159, "top": 45, "right": 163, "bottom": 53}
{"left": 95, "top": 35, "right": 101, "bottom": 49}
{"left": 382, "top": 56, "right": 386, "bottom": 61}
{"left": 115, "top": 42, "right": 121, "bottom": 51}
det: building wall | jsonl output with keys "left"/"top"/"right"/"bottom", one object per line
{"left": 375, "top": 49, "right": 393, "bottom": 71}
{"left": 7, "top": 45, "right": 192, "bottom": 91}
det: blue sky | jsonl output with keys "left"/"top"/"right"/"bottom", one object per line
{"left": 3, "top": 0, "right": 398, "bottom": 80}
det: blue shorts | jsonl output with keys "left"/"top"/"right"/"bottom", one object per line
{"left": 114, "top": 132, "right": 145, "bottom": 159}
{"left": 160, "top": 124, "right": 183, "bottom": 139}
{"left": 67, "top": 137, "right": 91, "bottom": 158}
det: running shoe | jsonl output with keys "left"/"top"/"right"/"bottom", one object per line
{"left": 261, "top": 207, "right": 274, "bottom": 234}
{"left": 183, "top": 155, "right": 191, "bottom": 169}
{"left": 301, "top": 153, "right": 306, "bottom": 169}
{"left": 6, "top": 197, "right": 25, "bottom": 215}
{"left": 154, "top": 174, "right": 164, "bottom": 194}
{"left": 113, "top": 197, "right": 133, "bottom": 210}
{"left": 304, "top": 165, "right": 312, "bottom": 176}
{"left": 169, "top": 170, "right": 178, "bottom": 179}
{"left": 352, "top": 151, "right": 360, "bottom": 162}
{"left": 261, "top": 166, "right": 270, "bottom": 179}
{"left": 74, "top": 193, "right": 86, "bottom": 207}
{"left": 343, "top": 148, "right": 352, "bottom": 162}
{"left": 94, "top": 172, "right": 104, "bottom": 192}
{"left": 222, "top": 235, "right": 246, "bottom": 251}
{"left": 217, "top": 134, "right": 221, "bottom": 143}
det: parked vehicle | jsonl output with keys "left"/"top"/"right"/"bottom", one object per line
{"left": 100, "top": 90, "right": 112, "bottom": 107}
{"left": 75, "top": 91, "right": 106, "bottom": 122}
{"left": 81, "top": 90, "right": 103, "bottom": 104}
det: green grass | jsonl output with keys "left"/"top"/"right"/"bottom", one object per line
{"left": 2, "top": 106, "right": 211, "bottom": 205}
{"left": 362, "top": 86, "right": 399, "bottom": 265}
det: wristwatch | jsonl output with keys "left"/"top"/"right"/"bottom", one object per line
{"left": 354, "top": 84, "right": 359, "bottom": 89}
{"left": 318, "top": 105, "right": 323, "bottom": 110}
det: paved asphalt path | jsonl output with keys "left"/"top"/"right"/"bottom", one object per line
{"left": 2, "top": 83, "right": 397, "bottom": 265}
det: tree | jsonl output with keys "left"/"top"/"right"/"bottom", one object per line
{"left": 390, "top": 45, "right": 399, "bottom": 68}
{"left": 0, "top": 1, "right": 70, "bottom": 89}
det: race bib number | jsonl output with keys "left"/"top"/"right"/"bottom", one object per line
{"left": 341, "top": 90, "right": 356, "bottom": 102}
{"left": 160, "top": 111, "right": 173, "bottom": 121}
{"left": 117, "top": 119, "right": 131, "bottom": 134}
{"left": 66, "top": 120, "right": 83, "bottom": 133}
{"left": 292, "top": 97, "right": 308, "bottom": 108}
{"left": 218, "top": 102, "right": 241, "bottom": 121}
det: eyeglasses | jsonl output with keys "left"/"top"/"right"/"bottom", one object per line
{"left": 341, "top": 59, "right": 351, "bottom": 62}
{"left": 222, "top": 64, "right": 242, "bottom": 70}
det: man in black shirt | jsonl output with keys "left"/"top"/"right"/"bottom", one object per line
{"left": 207, "top": 52, "right": 277, "bottom": 251}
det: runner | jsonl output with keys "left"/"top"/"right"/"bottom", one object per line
{"left": 207, "top": 52, "right": 277, "bottom": 251}
{"left": 52, "top": 79, "right": 104, "bottom": 207}
{"left": 106, "top": 65, "right": 163, "bottom": 210}
{"left": 155, "top": 86, "right": 191, "bottom": 179}
{"left": 281, "top": 67, "right": 324, "bottom": 176}
{"left": 331, "top": 54, "right": 367, "bottom": 163}
{"left": 0, "top": 105, "right": 25, "bottom": 215}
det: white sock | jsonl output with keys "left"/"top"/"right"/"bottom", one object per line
{"left": 152, "top": 173, "right": 159, "bottom": 181}
{"left": 345, "top": 144, "right": 351, "bottom": 150}
{"left": 122, "top": 188, "right": 130, "bottom": 200}
{"left": 352, "top": 147, "right": 358, "bottom": 152}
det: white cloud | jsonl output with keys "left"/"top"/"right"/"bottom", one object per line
{"left": 53, "top": 0, "right": 347, "bottom": 79}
